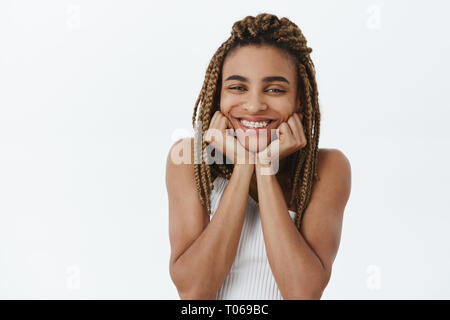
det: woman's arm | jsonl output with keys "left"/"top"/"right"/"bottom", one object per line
{"left": 255, "top": 148, "right": 351, "bottom": 299}
{"left": 166, "top": 138, "right": 254, "bottom": 299}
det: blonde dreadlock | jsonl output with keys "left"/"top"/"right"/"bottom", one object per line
{"left": 192, "top": 13, "right": 321, "bottom": 231}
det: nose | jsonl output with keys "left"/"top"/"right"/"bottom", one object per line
{"left": 243, "top": 92, "right": 267, "bottom": 113}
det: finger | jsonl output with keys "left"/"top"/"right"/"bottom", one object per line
{"left": 219, "top": 112, "right": 235, "bottom": 139}
{"left": 286, "top": 115, "right": 295, "bottom": 137}
{"left": 205, "top": 113, "right": 216, "bottom": 141}
{"left": 209, "top": 111, "right": 220, "bottom": 129}
{"left": 216, "top": 116, "right": 228, "bottom": 152}
{"left": 288, "top": 113, "right": 302, "bottom": 140}
{"left": 206, "top": 111, "right": 222, "bottom": 142}
{"left": 294, "top": 112, "right": 305, "bottom": 133}
{"left": 278, "top": 122, "right": 292, "bottom": 141}
{"left": 225, "top": 117, "right": 235, "bottom": 137}
{"left": 225, "top": 117, "right": 233, "bottom": 129}
{"left": 264, "top": 138, "right": 280, "bottom": 160}
{"left": 294, "top": 112, "right": 303, "bottom": 126}
{"left": 286, "top": 116, "right": 298, "bottom": 137}
{"left": 292, "top": 113, "right": 307, "bottom": 147}
{"left": 217, "top": 114, "right": 228, "bottom": 132}
{"left": 286, "top": 117, "right": 301, "bottom": 148}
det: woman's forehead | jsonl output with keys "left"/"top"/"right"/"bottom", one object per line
{"left": 222, "top": 45, "right": 297, "bottom": 80}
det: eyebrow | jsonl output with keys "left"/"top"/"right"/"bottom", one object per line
{"left": 224, "top": 74, "right": 290, "bottom": 85}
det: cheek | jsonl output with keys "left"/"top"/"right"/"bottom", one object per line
{"left": 220, "top": 107, "right": 232, "bottom": 117}
{"left": 272, "top": 102, "right": 296, "bottom": 120}
{"left": 219, "top": 94, "right": 233, "bottom": 112}
{"left": 220, "top": 92, "right": 246, "bottom": 114}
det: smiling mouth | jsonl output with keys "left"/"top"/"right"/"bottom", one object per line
{"left": 236, "top": 118, "right": 274, "bottom": 132}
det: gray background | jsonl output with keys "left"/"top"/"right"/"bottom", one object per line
{"left": 0, "top": 0, "right": 449, "bottom": 299}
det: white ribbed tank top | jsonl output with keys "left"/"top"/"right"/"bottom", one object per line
{"left": 209, "top": 175, "right": 297, "bottom": 300}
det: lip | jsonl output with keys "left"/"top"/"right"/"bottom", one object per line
{"left": 235, "top": 117, "right": 274, "bottom": 133}
{"left": 237, "top": 116, "right": 275, "bottom": 121}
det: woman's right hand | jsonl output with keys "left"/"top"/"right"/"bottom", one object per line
{"left": 204, "top": 111, "right": 255, "bottom": 166}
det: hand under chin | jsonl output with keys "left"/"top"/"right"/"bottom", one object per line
{"left": 237, "top": 138, "right": 270, "bottom": 154}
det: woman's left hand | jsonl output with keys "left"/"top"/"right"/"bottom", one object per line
{"left": 256, "top": 112, "right": 307, "bottom": 172}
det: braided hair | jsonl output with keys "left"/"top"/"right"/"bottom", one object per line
{"left": 192, "top": 13, "right": 321, "bottom": 230}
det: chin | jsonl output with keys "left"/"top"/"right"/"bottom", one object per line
{"left": 236, "top": 131, "right": 271, "bottom": 153}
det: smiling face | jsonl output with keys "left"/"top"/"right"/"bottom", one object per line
{"left": 220, "top": 44, "right": 302, "bottom": 153}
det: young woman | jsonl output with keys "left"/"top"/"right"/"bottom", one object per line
{"left": 166, "top": 13, "right": 351, "bottom": 300}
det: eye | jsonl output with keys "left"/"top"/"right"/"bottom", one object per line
{"left": 266, "top": 88, "right": 285, "bottom": 93}
{"left": 229, "top": 86, "right": 246, "bottom": 91}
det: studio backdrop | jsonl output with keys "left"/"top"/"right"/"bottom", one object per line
{"left": 0, "top": 0, "right": 449, "bottom": 299}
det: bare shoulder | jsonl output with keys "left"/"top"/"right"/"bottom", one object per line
{"left": 166, "top": 137, "right": 196, "bottom": 171}
{"left": 166, "top": 137, "right": 209, "bottom": 264}
{"left": 317, "top": 148, "right": 351, "bottom": 175}
{"left": 165, "top": 137, "right": 202, "bottom": 209}
{"left": 314, "top": 148, "right": 352, "bottom": 205}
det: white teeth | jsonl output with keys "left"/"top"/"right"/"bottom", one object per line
{"left": 240, "top": 119, "right": 270, "bottom": 128}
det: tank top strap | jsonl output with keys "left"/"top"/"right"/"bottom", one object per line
{"left": 209, "top": 176, "right": 229, "bottom": 216}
